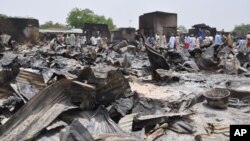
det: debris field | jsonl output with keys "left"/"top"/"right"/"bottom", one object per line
{"left": 0, "top": 31, "right": 250, "bottom": 141}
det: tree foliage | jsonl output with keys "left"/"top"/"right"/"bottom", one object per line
{"left": 40, "top": 21, "right": 67, "bottom": 29}
{"left": 66, "top": 8, "right": 116, "bottom": 30}
{"left": 233, "top": 24, "right": 250, "bottom": 37}
{"left": 0, "top": 14, "right": 8, "bottom": 18}
{"left": 177, "top": 25, "right": 188, "bottom": 33}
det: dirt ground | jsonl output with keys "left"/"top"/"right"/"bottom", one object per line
{"left": 129, "top": 71, "right": 250, "bottom": 141}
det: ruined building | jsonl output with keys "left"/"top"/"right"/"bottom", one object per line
{"left": 111, "top": 28, "right": 136, "bottom": 43}
{"left": 0, "top": 17, "right": 39, "bottom": 43}
{"left": 139, "top": 11, "right": 177, "bottom": 39}
{"left": 83, "top": 23, "right": 111, "bottom": 41}
{"left": 189, "top": 23, "right": 217, "bottom": 37}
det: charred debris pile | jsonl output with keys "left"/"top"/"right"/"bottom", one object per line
{"left": 0, "top": 34, "right": 250, "bottom": 141}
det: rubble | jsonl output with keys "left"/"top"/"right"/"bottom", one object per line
{"left": 0, "top": 22, "right": 249, "bottom": 141}
{"left": 0, "top": 80, "right": 95, "bottom": 141}
{"left": 145, "top": 43, "right": 170, "bottom": 70}
{"left": 60, "top": 120, "right": 94, "bottom": 141}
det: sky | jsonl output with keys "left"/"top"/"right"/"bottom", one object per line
{"left": 1, "top": 0, "right": 250, "bottom": 31}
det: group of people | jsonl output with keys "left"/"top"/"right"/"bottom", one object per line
{"left": 146, "top": 29, "right": 250, "bottom": 53}
{"left": 50, "top": 34, "right": 87, "bottom": 50}
{"left": 237, "top": 31, "right": 250, "bottom": 53}
{"left": 65, "top": 34, "right": 87, "bottom": 47}
{"left": 50, "top": 33, "right": 108, "bottom": 51}
{"left": 171, "top": 32, "right": 234, "bottom": 50}
{"left": 146, "top": 33, "right": 171, "bottom": 48}
{"left": 49, "top": 30, "right": 250, "bottom": 53}
{"left": 64, "top": 34, "right": 106, "bottom": 47}
{"left": 146, "top": 32, "right": 206, "bottom": 50}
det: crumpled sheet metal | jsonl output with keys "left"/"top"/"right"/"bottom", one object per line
{"left": 0, "top": 52, "right": 17, "bottom": 66}
{"left": 10, "top": 68, "right": 45, "bottom": 100}
{"left": 164, "top": 50, "right": 187, "bottom": 65}
{"left": 77, "top": 65, "right": 116, "bottom": 85}
{"left": 196, "top": 46, "right": 220, "bottom": 71}
{"left": 111, "top": 95, "right": 135, "bottom": 117}
{"left": 91, "top": 106, "right": 124, "bottom": 138}
{"left": 118, "top": 113, "right": 138, "bottom": 133}
{"left": 132, "top": 96, "right": 166, "bottom": 116}
{"left": 0, "top": 64, "right": 19, "bottom": 85}
{"left": 94, "top": 133, "right": 139, "bottom": 141}
{"left": 168, "top": 120, "right": 196, "bottom": 134}
{"left": 237, "top": 52, "right": 250, "bottom": 66}
{"left": 58, "top": 106, "right": 139, "bottom": 141}
{"left": 92, "top": 108, "right": 140, "bottom": 140}
{"left": 151, "top": 69, "right": 180, "bottom": 82}
{"left": 133, "top": 112, "right": 193, "bottom": 131}
{"left": 96, "top": 70, "right": 132, "bottom": 106}
{"left": 0, "top": 34, "right": 11, "bottom": 45}
{"left": 60, "top": 120, "right": 94, "bottom": 141}
{"left": 182, "top": 61, "right": 200, "bottom": 72}
{"left": 145, "top": 43, "right": 170, "bottom": 70}
{"left": 112, "top": 40, "right": 129, "bottom": 52}
{"left": 0, "top": 53, "right": 19, "bottom": 84}
{"left": 0, "top": 79, "right": 96, "bottom": 141}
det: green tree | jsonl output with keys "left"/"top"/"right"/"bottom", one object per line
{"left": 0, "top": 14, "right": 8, "bottom": 18}
{"left": 233, "top": 24, "right": 250, "bottom": 37}
{"left": 66, "top": 8, "right": 116, "bottom": 30}
{"left": 40, "top": 21, "right": 67, "bottom": 29}
{"left": 177, "top": 25, "right": 187, "bottom": 33}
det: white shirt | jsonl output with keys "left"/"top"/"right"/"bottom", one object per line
{"left": 209, "top": 36, "right": 214, "bottom": 42}
{"left": 70, "top": 34, "right": 75, "bottom": 46}
{"left": 205, "top": 36, "right": 210, "bottom": 44}
{"left": 75, "top": 37, "right": 81, "bottom": 47}
{"left": 161, "top": 35, "right": 167, "bottom": 47}
{"left": 90, "top": 36, "right": 97, "bottom": 45}
{"left": 190, "top": 37, "right": 196, "bottom": 49}
{"left": 169, "top": 36, "right": 176, "bottom": 48}
{"left": 155, "top": 34, "right": 160, "bottom": 41}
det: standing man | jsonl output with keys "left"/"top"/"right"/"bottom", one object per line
{"left": 161, "top": 34, "right": 167, "bottom": 48}
{"left": 135, "top": 31, "right": 142, "bottom": 50}
{"left": 184, "top": 35, "right": 190, "bottom": 49}
{"left": 65, "top": 34, "right": 70, "bottom": 45}
{"left": 189, "top": 34, "right": 196, "bottom": 50}
{"left": 70, "top": 34, "right": 76, "bottom": 47}
{"left": 155, "top": 33, "right": 160, "bottom": 46}
{"left": 205, "top": 35, "right": 210, "bottom": 45}
{"left": 227, "top": 34, "right": 233, "bottom": 48}
{"left": 147, "top": 35, "right": 155, "bottom": 46}
{"left": 97, "top": 34, "right": 103, "bottom": 47}
{"left": 198, "top": 28, "right": 203, "bottom": 46}
{"left": 209, "top": 34, "right": 214, "bottom": 44}
{"left": 169, "top": 33, "right": 176, "bottom": 49}
{"left": 90, "top": 35, "right": 97, "bottom": 46}
{"left": 175, "top": 34, "right": 180, "bottom": 50}
{"left": 246, "top": 32, "right": 250, "bottom": 52}
{"left": 198, "top": 28, "right": 203, "bottom": 38}
{"left": 238, "top": 37, "right": 245, "bottom": 52}
{"left": 195, "top": 36, "right": 200, "bottom": 48}
{"left": 75, "top": 35, "right": 81, "bottom": 51}
{"left": 215, "top": 32, "right": 222, "bottom": 45}
{"left": 80, "top": 35, "right": 85, "bottom": 47}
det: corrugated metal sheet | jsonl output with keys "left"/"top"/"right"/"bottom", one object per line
{"left": 0, "top": 80, "right": 96, "bottom": 141}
